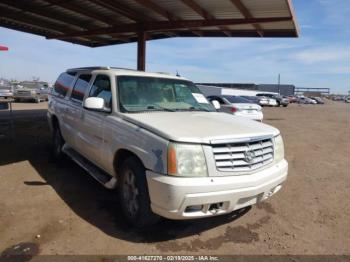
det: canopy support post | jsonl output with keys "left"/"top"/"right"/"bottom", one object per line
{"left": 137, "top": 31, "right": 146, "bottom": 71}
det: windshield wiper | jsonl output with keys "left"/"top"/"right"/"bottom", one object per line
{"left": 146, "top": 105, "right": 175, "bottom": 112}
{"left": 188, "top": 106, "right": 210, "bottom": 112}
{"left": 174, "top": 107, "right": 210, "bottom": 112}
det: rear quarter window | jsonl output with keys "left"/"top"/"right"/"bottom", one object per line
{"left": 53, "top": 72, "right": 76, "bottom": 97}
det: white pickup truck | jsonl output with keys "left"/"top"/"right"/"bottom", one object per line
{"left": 47, "top": 67, "right": 288, "bottom": 227}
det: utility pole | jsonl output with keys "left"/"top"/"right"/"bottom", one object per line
{"left": 278, "top": 73, "right": 281, "bottom": 95}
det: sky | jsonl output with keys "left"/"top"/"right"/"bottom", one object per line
{"left": 0, "top": 0, "right": 350, "bottom": 94}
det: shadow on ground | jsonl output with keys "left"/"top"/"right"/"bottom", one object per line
{"left": 0, "top": 108, "right": 251, "bottom": 244}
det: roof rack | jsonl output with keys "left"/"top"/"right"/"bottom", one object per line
{"left": 66, "top": 66, "right": 138, "bottom": 73}
{"left": 66, "top": 66, "right": 109, "bottom": 72}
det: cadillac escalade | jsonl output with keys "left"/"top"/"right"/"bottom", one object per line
{"left": 47, "top": 67, "right": 288, "bottom": 227}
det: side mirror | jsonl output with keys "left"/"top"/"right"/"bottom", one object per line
{"left": 211, "top": 100, "right": 221, "bottom": 110}
{"left": 83, "top": 97, "right": 105, "bottom": 111}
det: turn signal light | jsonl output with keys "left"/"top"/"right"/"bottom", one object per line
{"left": 167, "top": 144, "right": 177, "bottom": 174}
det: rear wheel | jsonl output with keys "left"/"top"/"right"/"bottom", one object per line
{"left": 118, "top": 156, "right": 160, "bottom": 227}
{"left": 52, "top": 125, "right": 65, "bottom": 162}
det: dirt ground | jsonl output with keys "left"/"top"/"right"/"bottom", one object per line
{"left": 0, "top": 101, "right": 349, "bottom": 256}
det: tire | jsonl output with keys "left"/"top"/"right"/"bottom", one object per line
{"left": 52, "top": 125, "right": 65, "bottom": 162}
{"left": 283, "top": 104, "right": 288, "bottom": 107}
{"left": 276, "top": 101, "right": 281, "bottom": 107}
{"left": 118, "top": 156, "right": 160, "bottom": 228}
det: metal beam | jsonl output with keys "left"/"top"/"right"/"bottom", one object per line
{"left": 180, "top": 0, "right": 232, "bottom": 36}
{"left": 89, "top": 0, "right": 152, "bottom": 22}
{"left": 137, "top": 32, "right": 146, "bottom": 71}
{"left": 0, "top": 0, "right": 131, "bottom": 43}
{"left": 0, "top": 6, "right": 120, "bottom": 44}
{"left": 0, "top": 0, "right": 91, "bottom": 30}
{"left": 49, "top": 17, "right": 292, "bottom": 39}
{"left": 0, "top": 19, "right": 92, "bottom": 46}
{"left": 229, "top": 0, "right": 264, "bottom": 36}
{"left": 134, "top": 0, "right": 175, "bottom": 20}
{"left": 133, "top": 0, "right": 202, "bottom": 36}
{"left": 44, "top": 0, "right": 117, "bottom": 25}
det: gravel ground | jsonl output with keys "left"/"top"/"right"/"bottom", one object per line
{"left": 0, "top": 101, "right": 349, "bottom": 256}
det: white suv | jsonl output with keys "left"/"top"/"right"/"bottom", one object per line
{"left": 48, "top": 67, "right": 288, "bottom": 227}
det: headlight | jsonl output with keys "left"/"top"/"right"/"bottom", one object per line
{"left": 168, "top": 142, "right": 207, "bottom": 177}
{"left": 274, "top": 135, "right": 285, "bottom": 163}
{"left": 30, "top": 90, "right": 37, "bottom": 94}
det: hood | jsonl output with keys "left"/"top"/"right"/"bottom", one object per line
{"left": 122, "top": 112, "right": 279, "bottom": 144}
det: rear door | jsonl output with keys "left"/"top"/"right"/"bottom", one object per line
{"left": 51, "top": 72, "right": 76, "bottom": 146}
{"left": 67, "top": 73, "right": 92, "bottom": 151}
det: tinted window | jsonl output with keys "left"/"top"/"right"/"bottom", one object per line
{"left": 89, "top": 75, "right": 112, "bottom": 109}
{"left": 71, "top": 74, "right": 91, "bottom": 101}
{"left": 223, "top": 96, "right": 253, "bottom": 104}
{"left": 54, "top": 72, "right": 76, "bottom": 97}
{"left": 207, "top": 96, "right": 225, "bottom": 104}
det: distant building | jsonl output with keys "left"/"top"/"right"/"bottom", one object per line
{"left": 257, "top": 84, "right": 295, "bottom": 96}
{"left": 196, "top": 83, "right": 256, "bottom": 90}
{"left": 196, "top": 83, "right": 295, "bottom": 96}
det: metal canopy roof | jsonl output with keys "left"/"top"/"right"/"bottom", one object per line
{"left": 0, "top": 0, "right": 299, "bottom": 48}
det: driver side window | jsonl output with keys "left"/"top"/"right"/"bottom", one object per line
{"left": 89, "top": 75, "right": 112, "bottom": 109}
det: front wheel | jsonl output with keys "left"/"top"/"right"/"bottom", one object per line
{"left": 118, "top": 157, "right": 160, "bottom": 227}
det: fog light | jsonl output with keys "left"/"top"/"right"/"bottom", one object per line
{"left": 185, "top": 205, "right": 203, "bottom": 213}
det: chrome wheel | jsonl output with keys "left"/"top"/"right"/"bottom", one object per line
{"left": 122, "top": 169, "right": 139, "bottom": 217}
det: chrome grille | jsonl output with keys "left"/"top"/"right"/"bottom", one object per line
{"left": 212, "top": 138, "right": 274, "bottom": 172}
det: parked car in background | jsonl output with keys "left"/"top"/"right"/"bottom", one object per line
{"left": 345, "top": 97, "right": 350, "bottom": 103}
{"left": 0, "top": 82, "right": 13, "bottom": 99}
{"left": 14, "top": 81, "right": 50, "bottom": 103}
{"left": 332, "top": 96, "right": 343, "bottom": 101}
{"left": 48, "top": 67, "right": 288, "bottom": 227}
{"left": 257, "top": 93, "right": 289, "bottom": 107}
{"left": 242, "top": 96, "right": 269, "bottom": 107}
{"left": 286, "top": 96, "right": 298, "bottom": 103}
{"left": 266, "top": 97, "right": 278, "bottom": 107}
{"left": 207, "top": 95, "right": 263, "bottom": 121}
{"left": 310, "top": 97, "right": 324, "bottom": 104}
{"left": 297, "top": 97, "right": 316, "bottom": 104}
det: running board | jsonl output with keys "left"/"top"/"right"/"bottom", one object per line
{"left": 62, "top": 144, "right": 117, "bottom": 189}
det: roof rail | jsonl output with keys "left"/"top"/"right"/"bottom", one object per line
{"left": 67, "top": 66, "right": 110, "bottom": 72}
{"left": 66, "top": 66, "right": 139, "bottom": 73}
{"left": 109, "top": 67, "right": 136, "bottom": 71}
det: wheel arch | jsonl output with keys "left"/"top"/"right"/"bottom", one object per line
{"left": 113, "top": 149, "right": 145, "bottom": 178}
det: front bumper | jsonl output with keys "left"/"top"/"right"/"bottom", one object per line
{"left": 146, "top": 159, "right": 288, "bottom": 220}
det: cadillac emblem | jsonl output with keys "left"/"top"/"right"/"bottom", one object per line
{"left": 244, "top": 150, "right": 255, "bottom": 163}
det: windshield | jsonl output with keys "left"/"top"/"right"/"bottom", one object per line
{"left": 117, "top": 76, "right": 215, "bottom": 113}
{"left": 223, "top": 96, "right": 253, "bottom": 104}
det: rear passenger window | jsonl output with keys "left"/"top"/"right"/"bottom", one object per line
{"left": 71, "top": 74, "right": 91, "bottom": 102}
{"left": 54, "top": 72, "right": 76, "bottom": 97}
{"left": 89, "top": 75, "right": 112, "bottom": 109}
